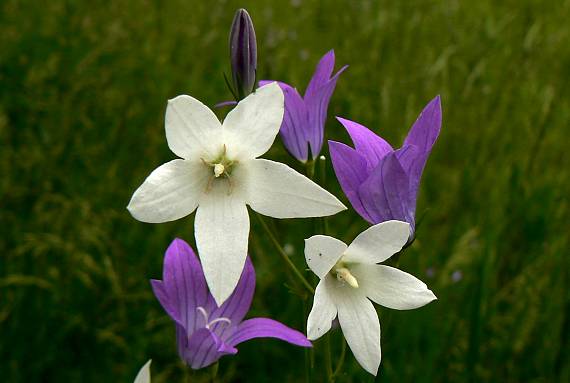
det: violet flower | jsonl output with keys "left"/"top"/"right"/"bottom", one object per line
{"left": 151, "top": 238, "right": 311, "bottom": 369}
{"left": 329, "top": 96, "right": 442, "bottom": 239}
{"left": 260, "top": 50, "right": 347, "bottom": 162}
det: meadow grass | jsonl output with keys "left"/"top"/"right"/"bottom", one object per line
{"left": 1, "top": 0, "right": 569, "bottom": 381}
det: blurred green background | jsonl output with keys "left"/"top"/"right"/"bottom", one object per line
{"left": 1, "top": 0, "right": 569, "bottom": 381}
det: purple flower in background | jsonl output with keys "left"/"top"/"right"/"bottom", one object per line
{"left": 151, "top": 238, "right": 311, "bottom": 369}
{"left": 329, "top": 96, "right": 442, "bottom": 239}
{"left": 229, "top": 8, "right": 257, "bottom": 99}
{"left": 260, "top": 50, "right": 347, "bottom": 162}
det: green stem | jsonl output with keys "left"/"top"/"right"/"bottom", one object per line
{"left": 255, "top": 213, "right": 314, "bottom": 294}
{"left": 324, "top": 333, "right": 334, "bottom": 381}
{"left": 331, "top": 338, "right": 347, "bottom": 380}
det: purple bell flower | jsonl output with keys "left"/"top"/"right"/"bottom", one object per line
{"left": 329, "top": 96, "right": 442, "bottom": 239}
{"left": 151, "top": 238, "right": 311, "bottom": 369}
{"left": 260, "top": 50, "right": 347, "bottom": 162}
{"left": 229, "top": 8, "right": 257, "bottom": 100}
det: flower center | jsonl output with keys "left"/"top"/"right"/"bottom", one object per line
{"left": 333, "top": 262, "right": 359, "bottom": 288}
{"left": 196, "top": 307, "right": 232, "bottom": 330}
{"left": 201, "top": 145, "right": 238, "bottom": 193}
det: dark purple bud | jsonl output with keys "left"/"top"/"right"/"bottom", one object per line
{"left": 229, "top": 8, "right": 257, "bottom": 100}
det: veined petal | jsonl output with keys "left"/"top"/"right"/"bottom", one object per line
{"left": 185, "top": 328, "right": 237, "bottom": 369}
{"left": 351, "top": 264, "right": 437, "bottom": 310}
{"left": 403, "top": 96, "right": 442, "bottom": 155}
{"left": 150, "top": 280, "right": 181, "bottom": 326}
{"left": 344, "top": 220, "right": 410, "bottom": 264}
{"left": 304, "top": 50, "right": 336, "bottom": 99}
{"left": 357, "top": 152, "right": 414, "bottom": 227}
{"left": 304, "top": 61, "right": 348, "bottom": 160}
{"left": 133, "top": 359, "right": 152, "bottom": 383}
{"left": 210, "top": 256, "right": 256, "bottom": 340}
{"left": 304, "top": 235, "right": 347, "bottom": 278}
{"left": 244, "top": 159, "right": 346, "bottom": 218}
{"left": 226, "top": 318, "right": 311, "bottom": 348}
{"left": 127, "top": 160, "right": 208, "bottom": 223}
{"left": 195, "top": 183, "right": 250, "bottom": 306}
{"left": 329, "top": 140, "right": 372, "bottom": 222}
{"left": 262, "top": 80, "right": 310, "bottom": 162}
{"left": 222, "top": 82, "right": 284, "bottom": 160}
{"left": 337, "top": 117, "right": 393, "bottom": 171}
{"left": 165, "top": 95, "right": 223, "bottom": 161}
{"left": 161, "top": 238, "right": 212, "bottom": 333}
{"left": 333, "top": 281, "right": 381, "bottom": 376}
{"left": 307, "top": 276, "right": 338, "bottom": 340}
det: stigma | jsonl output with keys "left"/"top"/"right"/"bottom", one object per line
{"left": 335, "top": 267, "right": 359, "bottom": 288}
{"left": 214, "top": 163, "right": 225, "bottom": 178}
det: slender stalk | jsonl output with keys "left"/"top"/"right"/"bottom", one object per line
{"left": 324, "top": 333, "right": 334, "bottom": 381}
{"left": 255, "top": 213, "right": 314, "bottom": 294}
{"left": 210, "top": 361, "right": 219, "bottom": 383}
{"left": 331, "top": 338, "right": 347, "bottom": 380}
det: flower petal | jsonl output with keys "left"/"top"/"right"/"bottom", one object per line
{"left": 210, "top": 256, "right": 256, "bottom": 341}
{"left": 165, "top": 95, "right": 223, "bottom": 161}
{"left": 357, "top": 152, "right": 414, "bottom": 227}
{"left": 304, "top": 235, "right": 347, "bottom": 278}
{"left": 185, "top": 328, "right": 237, "bottom": 369}
{"left": 195, "top": 183, "right": 250, "bottom": 306}
{"left": 304, "top": 50, "right": 336, "bottom": 99}
{"left": 150, "top": 279, "right": 181, "bottom": 326}
{"left": 351, "top": 264, "right": 437, "bottom": 310}
{"left": 127, "top": 159, "right": 208, "bottom": 223}
{"left": 226, "top": 318, "right": 312, "bottom": 348}
{"left": 159, "top": 238, "right": 213, "bottom": 333}
{"left": 133, "top": 359, "right": 152, "bottom": 383}
{"left": 329, "top": 140, "right": 372, "bottom": 222}
{"left": 333, "top": 282, "right": 381, "bottom": 376}
{"left": 344, "top": 220, "right": 410, "bottom": 264}
{"left": 245, "top": 159, "right": 346, "bottom": 218}
{"left": 307, "top": 276, "right": 338, "bottom": 340}
{"left": 403, "top": 96, "right": 442, "bottom": 155}
{"left": 337, "top": 117, "right": 393, "bottom": 171}
{"left": 222, "top": 82, "right": 284, "bottom": 160}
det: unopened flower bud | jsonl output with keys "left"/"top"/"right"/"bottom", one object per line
{"left": 229, "top": 8, "right": 257, "bottom": 100}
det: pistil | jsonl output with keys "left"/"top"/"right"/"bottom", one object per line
{"left": 334, "top": 266, "right": 359, "bottom": 288}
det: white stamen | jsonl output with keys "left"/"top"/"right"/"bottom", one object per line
{"left": 196, "top": 307, "right": 209, "bottom": 322}
{"left": 208, "top": 317, "right": 232, "bottom": 328}
{"left": 336, "top": 267, "right": 359, "bottom": 288}
{"left": 195, "top": 307, "right": 232, "bottom": 329}
{"left": 214, "top": 163, "right": 225, "bottom": 178}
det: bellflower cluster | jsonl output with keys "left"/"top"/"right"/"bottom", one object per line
{"left": 127, "top": 6, "right": 442, "bottom": 379}
{"left": 260, "top": 50, "right": 347, "bottom": 162}
{"left": 151, "top": 239, "right": 311, "bottom": 369}
{"left": 329, "top": 96, "right": 442, "bottom": 239}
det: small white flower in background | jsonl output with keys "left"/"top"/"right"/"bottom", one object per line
{"left": 133, "top": 360, "right": 151, "bottom": 383}
{"left": 127, "top": 82, "right": 346, "bottom": 305}
{"left": 304, "top": 220, "right": 436, "bottom": 376}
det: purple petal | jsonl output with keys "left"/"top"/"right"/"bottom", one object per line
{"left": 162, "top": 238, "right": 213, "bottom": 334}
{"left": 260, "top": 80, "right": 310, "bottom": 161}
{"left": 226, "top": 318, "right": 312, "bottom": 348}
{"left": 403, "top": 96, "right": 441, "bottom": 154}
{"left": 150, "top": 279, "right": 181, "bottom": 326}
{"left": 304, "top": 64, "right": 347, "bottom": 159}
{"left": 337, "top": 117, "right": 393, "bottom": 171}
{"left": 184, "top": 328, "right": 237, "bottom": 369}
{"left": 304, "top": 50, "right": 336, "bottom": 100}
{"left": 358, "top": 152, "right": 415, "bottom": 233}
{"left": 329, "top": 140, "right": 373, "bottom": 222}
{"left": 395, "top": 144, "right": 424, "bottom": 215}
{"left": 214, "top": 100, "right": 238, "bottom": 108}
{"left": 209, "top": 256, "right": 256, "bottom": 340}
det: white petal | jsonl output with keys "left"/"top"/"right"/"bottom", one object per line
{"left": 194, "top": 182, "right": 250, "bottom": 306}
{"left": 307, "top": 276, "right": 338, "bottom": 340}
{"left": 344, "top": 220, "right": 410, "bottom": 264}
{"left": 222, "top": 82, "right": 284, "bottom": 160}
{"left": 165, "top": 95, "right": 223, "bottom": 161}
{"left": 127, "top": 159, "right": 208, "bottom": 223}
{"left": 134, "top": 359, "right": 151, "bottom": 383}
{"left": 244, "top": 159, "right": 346, "bottom": 218}
{"left": 333, "top": 283, "right": 381, "bottom": 376}
{"left": 352, "top": 264, "right": 437, "bottom": 310}
{"left": 305, "top": 235, "right": 347, "bottom": 278}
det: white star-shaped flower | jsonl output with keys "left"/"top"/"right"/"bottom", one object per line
{"left": 127, "top": 83, "right": 346, "bottom": 305}
{"left": 304, "top": 220, "right": 436, "bottom": 375}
